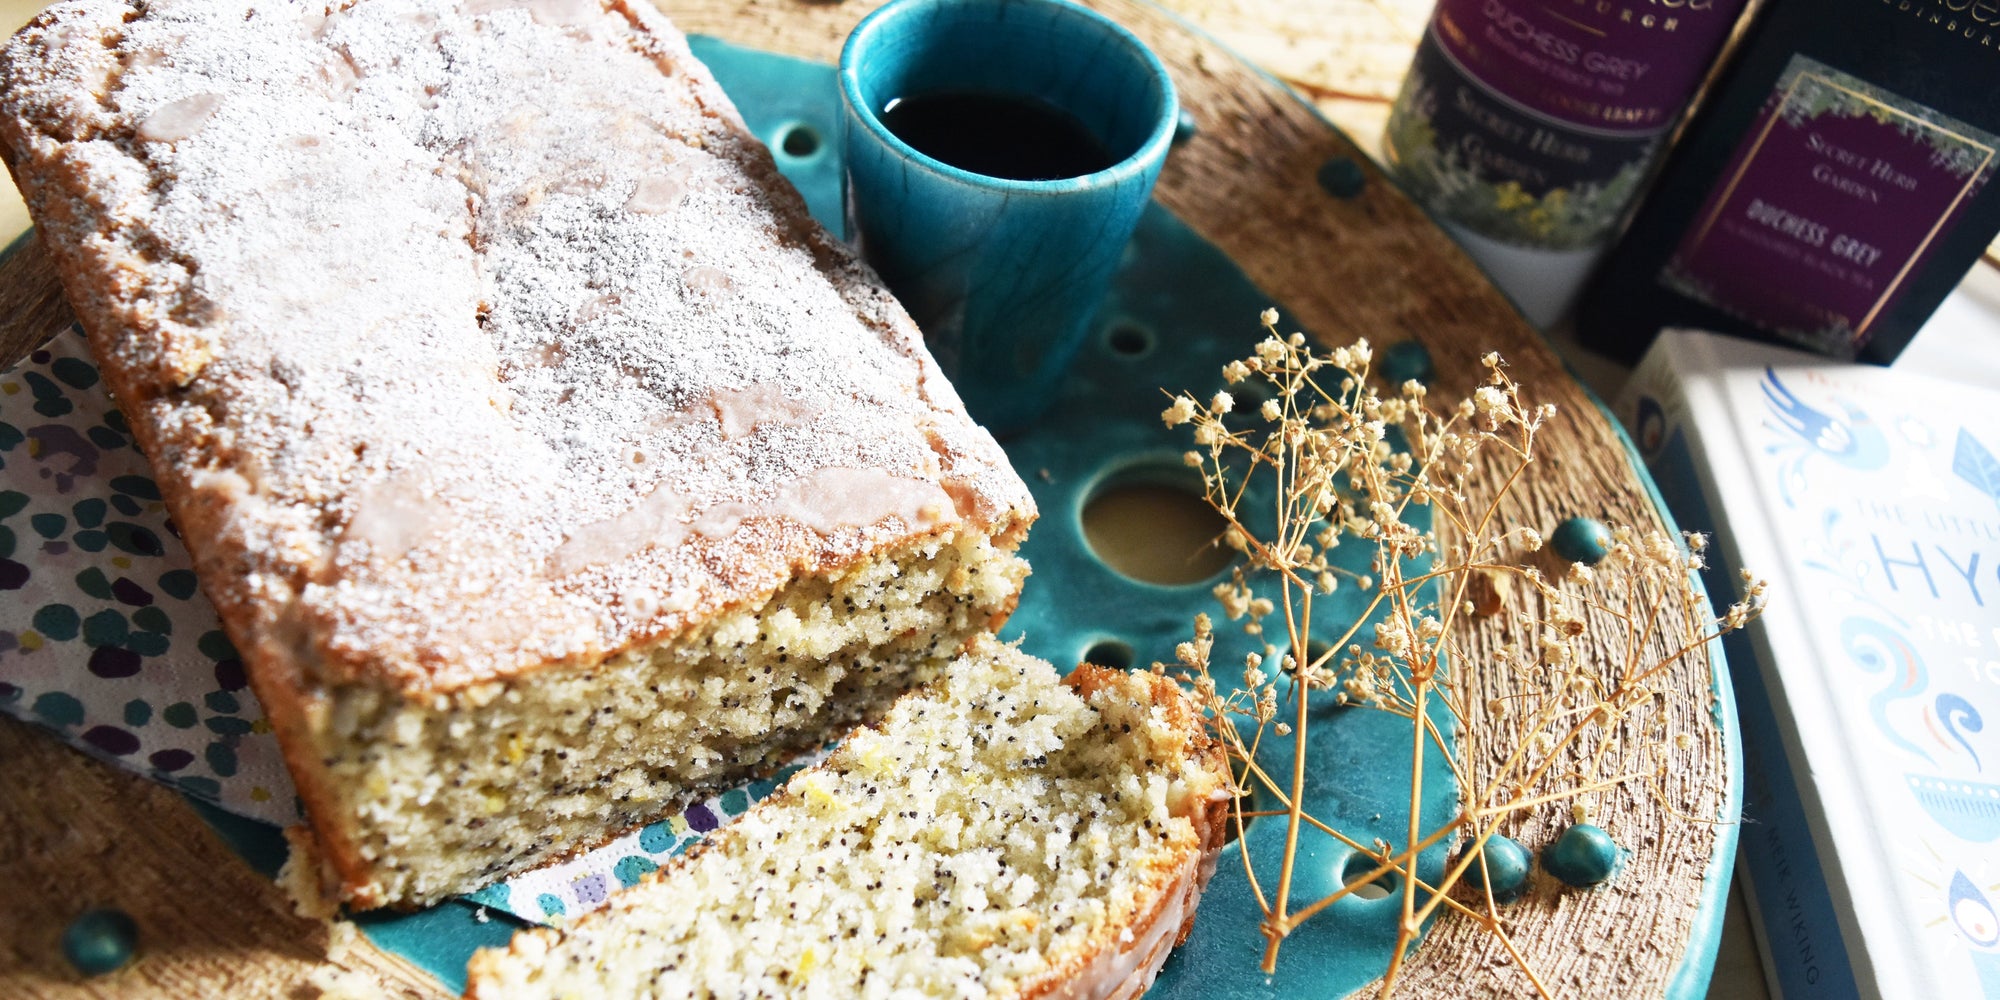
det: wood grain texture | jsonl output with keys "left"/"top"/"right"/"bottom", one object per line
{"left": 0, "top": 230, "right": 71, "bottom": 362}
{"left": 1154, "top": 0, "right": 1426, "bottom": 161}
{"left": 0, "top": 716, "right": 448, "bottom": 1000}
{"left": 0, "top": 1, "right": 1726, "bottom": 997}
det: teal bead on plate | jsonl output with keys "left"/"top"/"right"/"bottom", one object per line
{"left": 62, "top": 908, "right": 138, "bottom": 977}
{"left": 1544, "top": 823, "right": 1619, "bottom": 887}
{"left": 1550, "top": 516, "right": 1612, "bottom": 565}
{"left": 1317, "top": 155, "right": 1366, "bottom": 199}
{"left": 1458, "top": 834, "right": 1531, "bottom": 901}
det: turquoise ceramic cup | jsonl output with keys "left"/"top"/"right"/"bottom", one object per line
{"left": 839, "top": 0, "right": 1177, "bottom": 435}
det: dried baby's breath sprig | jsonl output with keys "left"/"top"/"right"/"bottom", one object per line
{"left": 1157, "top": 313, "right": 1767, "bottom": 997}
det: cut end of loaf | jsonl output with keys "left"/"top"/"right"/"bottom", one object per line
{"left": 464, "top": 640, "right": 1231, "bottom": 1000}
{"left": 291, "top": 529, "right": 1028, "bottom": 910}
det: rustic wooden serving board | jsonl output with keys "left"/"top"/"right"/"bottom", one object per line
{"left": 0, "top": 1, "right": 1729, "bottom": 997}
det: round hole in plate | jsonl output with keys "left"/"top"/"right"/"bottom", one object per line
{"left": 1081, "top": 465, "right": 1234, "bottom": 586}
{"left": 1104, "top": 321, "right": 1154, "bottom": 358}
{"left": 1341, "top": 853, "right": 1399, "bottom": 901}
{"left": 1230, "top": 380, "right": 1272, "bottom": 407}
{"left": 1013, "top": 334, "right": 1049, "bottom": 377}
{"left": 1272, "top": 640, "right": 1336, "bottom": 688}
{"left": 1283, "top": 639, "right": 1336, "bottom": 691}
{"left": 778, "top": 123, "right": 822, "bottom": 159}
{"left": 1082, "top": 639, "right": 1135, "bottom": 670}
{"left": 1300, "top": 639, "right": 1333, "bottom": 670}
{"left": 1220, "top": 379, "right": 1274, "bottom": 430}
{"left": 1277, "top": 638, "right": 1351, "bottom": 717}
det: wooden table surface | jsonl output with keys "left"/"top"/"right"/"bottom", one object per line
{"left": 0, "top": 1, "right": 1767, "bottom": 998}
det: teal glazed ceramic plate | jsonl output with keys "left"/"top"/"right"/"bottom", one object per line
{"left": 566, "top": 35, "right": 1739, "bottom": 1000}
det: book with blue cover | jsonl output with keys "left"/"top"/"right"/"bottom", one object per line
{"left": 1617, "top": 329, "right": 2000, "bottom": 1000}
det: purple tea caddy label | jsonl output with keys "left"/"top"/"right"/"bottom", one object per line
{"left": 1384, "top": 0, "right": 1748, "bottom": 250}
{"left": 1662, "top": 55, "right": 2000, "bottom": 358}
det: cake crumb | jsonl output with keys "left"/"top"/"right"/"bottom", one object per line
{"left": 326, "top": 919, "right": 360, "bottom": 963}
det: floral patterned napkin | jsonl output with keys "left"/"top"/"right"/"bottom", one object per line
{"left": 0, "top": 324, "right": 787, "bottom": 924}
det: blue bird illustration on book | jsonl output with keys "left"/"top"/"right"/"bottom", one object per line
{"left": 1956, "top": 429, "right": 2000, "bottom": 511}
{"left": 1841, "top": 616, "right": 1933, "bottom": 765}
{"left": 1949, "top": 870, "right": 2000, "bottom": 997}
{"left": 1935, "top": 693, "right": 1986, "bottom": 773}
{"left": 1761, "top": 368, "right": 1890, "bottom": 508}
{"left": 1954, "top": 870, "right": 2000, "bottom": 949}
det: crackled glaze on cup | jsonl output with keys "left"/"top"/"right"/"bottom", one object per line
{"left": 839, "top": 0, "right": 1176, "bottom": 435}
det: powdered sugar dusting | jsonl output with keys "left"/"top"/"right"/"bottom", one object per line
{"left": 0, "top": 0, "right": 1035, "bottom": 693}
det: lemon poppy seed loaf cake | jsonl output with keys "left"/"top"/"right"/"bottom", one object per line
{"left": 465, "top": 640, "right": 1233, "bottom": 1000}
{"left": 0, "top": 0, "right": 1035, "bottom": 909}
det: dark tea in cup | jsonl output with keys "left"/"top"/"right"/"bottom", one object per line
{"left": 878, "top": 91, "right": 1116, "bottom": 182}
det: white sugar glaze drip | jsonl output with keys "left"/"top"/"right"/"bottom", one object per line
{"left": 680, "top": 264, "right": 735, "bottom": 300}
{"left": 546, "top": 484, "right": 693, "bottom": 579}
{"left": 548, "top": 467, "right": 959, "bottom": 577}
{"left": 624, "top": 171, "right": 688, "bottom": 214}
{"left": 0, "top": 0, "right": 1034, "bottom": 688}
{"left": 464, "top": 0, "right": 596, "bottom": 26}
{"left": 709, "top": 382, "right": 818, "bottom": 440}
{"left": 342, "top": 473, "right": 449, "bottom": 562}
{"left": 777, "top": 467, "right": 958, "bottom": 536}
{"left": 135, "top": 92, "right": 220, "bottom": 141}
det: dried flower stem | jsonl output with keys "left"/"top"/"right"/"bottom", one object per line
{"left": 1157, "top": 312, "right": 1768, "bottom": 996}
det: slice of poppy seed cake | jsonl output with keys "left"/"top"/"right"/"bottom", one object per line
{"left": 465, "top": 639, "right": 1231, "bottom": 1000}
